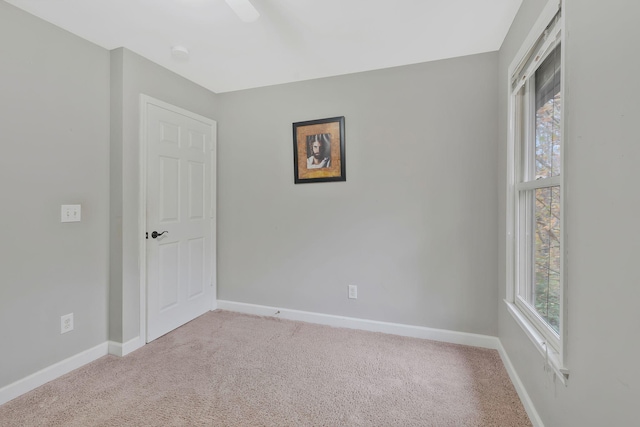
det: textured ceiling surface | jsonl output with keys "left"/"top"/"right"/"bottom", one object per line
{"left": 5, "top": 0, "right": 522, "bottom": 93}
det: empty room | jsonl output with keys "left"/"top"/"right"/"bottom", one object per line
{"left": 0, "top": 0, "right": 638, "bottom": 426}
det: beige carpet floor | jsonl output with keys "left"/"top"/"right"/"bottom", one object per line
{"left": 0, "top": 311, "right": 531, "bottom": 426}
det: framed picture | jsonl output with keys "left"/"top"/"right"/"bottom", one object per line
{"left": 292, "top": 116, "right": 346, "bottom": 184}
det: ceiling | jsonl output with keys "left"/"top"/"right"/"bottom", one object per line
{"left": 5, "top": 0, "right": 522, "bottom": 93}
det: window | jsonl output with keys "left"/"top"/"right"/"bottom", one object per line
{"left": 506, "top": 1, "right": 568, "bottom": 382}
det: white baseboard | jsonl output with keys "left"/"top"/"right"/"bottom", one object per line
{"left": 216, "top": 300, "right": 500, "bottom": 349}
{"left": 496, "top": 341, "right": 544, "bottom": 427}
{"left": 1, "top": 337, "right": 145, "bottom": 405}
{"left": 108, "top": 336, "right": 144, "bottom": 357}
{"left": 0, "top": 302, "right": 542, "bottom": 427}
{"left": 0, "top": 342, "right": 108, "bottom": 406}
{"left": 218, "top": 300, "right": 543, "bottom": 424}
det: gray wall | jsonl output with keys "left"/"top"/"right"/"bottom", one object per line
{"left": 0, "top": 1, "right": 220, "bottom": 388}
{"left": 498, "top": 0, "right": 640, "bottom": 425}
{"left": 216, "top": 53, "right": 500, "bottom": 335}
{"left": 109, "top": 48, "right": 219, "bottom": 343}
{"left": 8, "top": 3, "right": 638, "bottom": 424}
{"left": 0, "top": 1, "right": 110, "bottom": 387}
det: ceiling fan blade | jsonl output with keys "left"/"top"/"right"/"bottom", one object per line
{"left": 224, "top": 0, "right": 260, "bottom": 23}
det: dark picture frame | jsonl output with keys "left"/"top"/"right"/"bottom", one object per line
{"left": 292, "top": 116, "right": 346, "bottom": 184}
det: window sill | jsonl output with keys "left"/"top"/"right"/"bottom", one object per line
{"left": 504, "top": 299, "right": 569, "bottom": 385}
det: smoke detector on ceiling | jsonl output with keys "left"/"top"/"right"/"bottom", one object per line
{"left": 171, "top": 45, "right": 190, "bottom": 61}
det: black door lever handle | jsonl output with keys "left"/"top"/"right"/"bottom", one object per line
{"left": 151, "top": 231, "right": 168, "bottom": 239}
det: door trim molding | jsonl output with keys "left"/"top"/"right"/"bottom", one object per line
{"left": 138, "top": 94, "right": 217, "bottom": 345}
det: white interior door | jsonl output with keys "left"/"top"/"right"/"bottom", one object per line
{"left": 144, "top": 98, "right": 216, "bottom": 342}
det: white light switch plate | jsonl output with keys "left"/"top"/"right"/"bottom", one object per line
{"left": 61, "top": 205, "right": 81, "bottom": 222}
{"left": 348, "top": 285, "right": 357, "bottom": 299}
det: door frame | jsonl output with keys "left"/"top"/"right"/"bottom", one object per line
{"left": 138, "top": 94, "right": 217, "bottom": 344}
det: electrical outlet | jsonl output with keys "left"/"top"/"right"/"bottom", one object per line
{"left": 61, "top": 313, "right": 74, "bottom": 334}
{"left": 348, "top": 285, "right": 357, "bottom": 299}
{"left": 61, "top": 205, "right": 81, "bottom": 222}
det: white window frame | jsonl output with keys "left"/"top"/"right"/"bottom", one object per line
{"left": 505, "top": 0, "right": 569, "bottom": 384}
